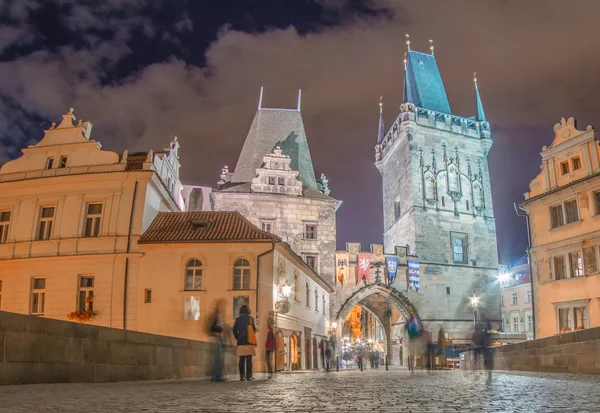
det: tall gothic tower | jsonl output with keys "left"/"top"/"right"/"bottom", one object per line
{"left": 375, "top": 40, "right": 500, "bottom": 343}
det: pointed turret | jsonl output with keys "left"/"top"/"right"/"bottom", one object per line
{"left": 473, "top": 73, "right": 486, "bottom": 122}
{"left": 402, "top": 36, "right": 451, "bottom": 114}
{"left": 377, "top": 97, "right": 385, "bottom": 144}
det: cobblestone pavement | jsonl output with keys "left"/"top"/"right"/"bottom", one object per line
{"left": 1, "top": 369, "right": 599, "bottom": 412}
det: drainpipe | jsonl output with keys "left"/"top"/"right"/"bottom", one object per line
{"left": 256, "top": 239, "right": 277, "bottom": 330}
{"left": 123, "top": 181, "right": 139, "bottom": 330}
{"left": 514, "top": 202, "right": 536, "bottom": 339}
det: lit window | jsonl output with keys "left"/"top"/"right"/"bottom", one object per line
{"left": 78, "top": 276, "right": 94, "bottom": 312}
{"left": 572, "top": 157, "right": 581, "bottom": 171}
{"left": 185, "top": 259, "right": 203, "bottom": 291}
{"left": 550, "top": 205, "right": 564, "bottom": 228}
{"left": 37, "top": 206, "right": 55, "bottom": 240}
{"left": 560, "top": 161, "right": 569, "bottom": 175}
{"left": 554, "top": 255, "right": 566, "bottom": 280}
{"left": 184, "top": 296, "right": 200, "bottom": 320}
{"left": 565, "top": 200, "right": 579, "bottom": 224}
{"left": 0, "top": 211, "right": 11, "bottom": 244}
{"left": 45, "top": 157, "right": 54, "bottom": 170}
{"left": 304, "top": 255, "right": 317, "bottom": 270}
{"left": 31, "top": 278, "right": 46, "bottom": 315}
{"left": 568, "top": 251, "right": 583, "bottom": 278}
{"left": 84, "top": 203, "right": 103, "bottom": 237}
{"left": 511, "top": 292, "right": 518, "bottom": 305}
{"left": 233, "top": 259, "right": 250, "bottom": 290}
{"left": 144, "top": 289, "right": 152, "bottom": 303}
{"left": 304, "top": 224, "right": 317, "bottom": 240}
{"left": 59, "top": 156, "right": 68, "bottom": 168}
{"left": 451, "top": 232, "right": 468, "bottom": 264}
{"left": 306, "top": 283, "right": 310, "bottom": 308}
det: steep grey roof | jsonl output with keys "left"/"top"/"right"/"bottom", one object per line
{"left": 231, "top": 108, "right": 318, "bottom": 190}
{"left": 220, "top": 182, "right": 336, "bottom": 201}
{"left": 404, "top": 51, "right": 451, "bottom": 114}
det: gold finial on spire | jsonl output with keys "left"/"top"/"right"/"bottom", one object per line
{"left": 473, "top": 71, "right": 478, "bottom": 85}
{"left": 403, "top": 52, "right": 407, "bottom": 69}
{"left": 379, "top": 96, "right": 383, "bottom": 113}
{"left": 429, "top": 39, "right": 434, "bottom": 56}
{"left": 405, "top": 33, "right": 411, "bottom": 51}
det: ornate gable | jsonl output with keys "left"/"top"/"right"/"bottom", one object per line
{"left": 250, "top": 146, "right": 303, "bottom": 196}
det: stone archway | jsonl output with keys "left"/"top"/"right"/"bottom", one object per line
{"left": 336, "top": 284, "right": 418, "bottom": 322}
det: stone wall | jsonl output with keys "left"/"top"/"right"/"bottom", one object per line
{"left": 461, "top": 327, "right": 600, "bottom": 374}
{"left": 0, "top": 311, "right": 237, "bottom": 385}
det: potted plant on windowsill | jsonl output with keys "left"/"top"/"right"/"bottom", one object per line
{"left": 559, "top": 327, "right": 572, "bottom": 334}
{"left": 67, "top": 296, "right": 97, "bottom": 323}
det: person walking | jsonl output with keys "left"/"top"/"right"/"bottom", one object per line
{"left": 324, "top": 340, "right": 332, "bottom": 372}
{"left": 232, "top": 304, "right": 257, "bottom": 381}
{"left": 209, "top": 299, "right": 226, "bottom": 382}
{"left": 265, "top": 318, "right": 275, "bottom": 379}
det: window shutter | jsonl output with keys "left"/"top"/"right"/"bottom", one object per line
{"left": 583, "top": 246, "right": 597, "bottom": 275}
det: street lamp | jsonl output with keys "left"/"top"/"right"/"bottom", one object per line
{"left": 274, "top": 280, "right": 292, "bottom": 325}
{"left": 498, "top": 272, "right": 510, "bottom": 284}
{"left": 281, "top": 281, "right": 292, "bottom": 300}
{"left": 470, "top": 291, "right": 480, "bottom": 327}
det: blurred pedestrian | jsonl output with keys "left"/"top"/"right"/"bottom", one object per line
{"left": 265, "top": 317, "right": 275, "bottom": 379}
{"left": 325, "top": 339, "right": 332, "bottom": 372}
{"left": 232, "top": 304, "right": 257, "bottom": 381}
{"left": 208, "top": 298, "right": 226, "bottom": 382}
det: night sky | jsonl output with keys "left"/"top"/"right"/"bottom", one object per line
{"left": 1, "top": 0, "right": 599, "bottom": 265}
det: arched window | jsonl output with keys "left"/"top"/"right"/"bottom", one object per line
{"left": 322, "top": 295, "right": 326, "bottom": 315}
{"left": 315, "top": 289, "right": 319, "bottom": 312}
{"left": 233, "top": 259, "right": 251, "bottom": 290}
{"left": 473, "top": 182, "right": 483, "bottom": 209}
{"left": 294, "top": 272, "right": 299, "bottom": 301}
{"left": 305, "top": 282, "right": 310, "bottom": 308}
{"left": 185, "top": 259, "right": 202, "bottom": 291}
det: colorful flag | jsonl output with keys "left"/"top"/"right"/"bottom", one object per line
{"left": 336, "top": 254, "right": 349, "bottom": 286}
{"left": 357, "top": 254, "right": 371, "bottom": 285}
{"left": 408, "top": 260, "right": 420, "bottom": 293}
{"left": 385, "top": 256, "right": 399, "bottom": 285}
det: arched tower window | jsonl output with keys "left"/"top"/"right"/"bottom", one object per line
{"left": 448, "top": 164, "right": 460, "bottom": 193}
{"left": 233, "top": 259, "right": 250, "bottom": 290}
{"left": 424, "top": 172, "right": 435, "bottom": 201}
{"left": 185, "top": 259, "right": 202, "bottom": 291}
{"left": 306, "top": 282, "right": 310, "bottom": 308}
{"left": 473, "top": 182, "right": 483, "bottom": 209}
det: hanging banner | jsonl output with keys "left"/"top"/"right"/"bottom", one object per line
{"left": 385, "top": 256, "right": 399, "bottom": 285}
{"left": 336, "top": 253, "right": 349, "bottom": 286}
{"left": 357, "top": 254, "right": 371, "bottom": 285}
{"left": 408, "top": 259, "right": 420, "bottom": 293}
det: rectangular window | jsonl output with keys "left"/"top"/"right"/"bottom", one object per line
{"left": 304, "top": 224, "right": 317, "bottom": 240}
{"left": 569, "top": 251, "right": 583, "bottom": 278}
{"left": 144, "top": 289, "right": 152, "bottom": 303}
{"left": 512, "top": 316, "right": 519, "bottom": 332}
{"left": 526, "top": 290, "right": 531, "bottom": 304}
{"left": 550, "top": 205, "right": 564, "bottom": 228}
{"left": 268, "top": 177, "right": 275, "bottom": 185}
{"left": 0, "top": 211, "right": 11, "bottom": 244}
{"left": 305, "top": 255, "right": 317, "bottom": 270}
{"left": 558, "top": 308, "right": 571, "bottom": 333}
{"left": 446, "top": 287, "right": 450, "bottom": 295}
{"left": 565, "top": 200, "right": 579, "bottom": 224}
{"left": 500, "top": 294, "right": 504, "bottom": 307}
{"left": 395, "top": 200, "right": 401, "bottom": 220}
{"left": 560, "top": 161, "right": 569, "bottom": 175}
{"left": 59, "top": 156, "right": 68, "bottom": 168}
{"left": 45, "top": 157, "right": 54, "bottom": 170}
{"left": 184, "top": 296, "right": 200, "bottom": 320}
{"left": 466, "top": 200, "right": 470, "bottom": 211}
{"left": 31, "top": 278, "right": 46, "bottom": 315}
{"left": 451, "top": 232, "right": 468, "bottom": 264}
{"left": 554, "top": 255, "right": 566, "bottom": 280}
{"left": 78, "top": 276, "right": 94, "bottom": 312}
{"left": 512, "top": 292, "right": 518, "bottom": 305}
{"left": 441, "top": 196, "right": 446, "bottom": 207}
{"left": 572, "top": 157, "right": 582, "bottom": 171}
{"left": 84, "top": 203, "right": 103, "bottom": 237}
{"left": 595, "top": 192, "right": 600, "bottom": 215}
{"left": 0, "top": 279, "right": 3, "bottom": 309}
{"left": 260, "top": 220, "right": 273, "bottom": 233}
{"left": 37, "top": 206, "right": 55, "bottom": 240}
{"left": 277, "top": 177, "right": 285, "bottom": 185}
{"left": 527, "top": 315, "right": 533, "bottom": 332}
{"left": 574, "top": 307, "right": 586, "bottom": 330}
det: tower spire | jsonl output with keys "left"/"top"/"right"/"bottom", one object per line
{"left": 297, "top": 89, "right": 302, "bottom": 111}
{"left": 429, "top": 39, "right": 434, "bottom": 56}
{"left": 473, "top": 72, "right": 486, "bottom": 122}
{"left": 405, "top": 33, "right": 411, "bottom": 52}
{"left": 377, "top": 96, "right": 385, "bottom": 144}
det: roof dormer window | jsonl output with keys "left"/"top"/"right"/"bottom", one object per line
{"left": 191, "top": 219, "right": 211, "bottom": 231}
{"left": 45, "top": 157, "right": 54, "bottom": 170}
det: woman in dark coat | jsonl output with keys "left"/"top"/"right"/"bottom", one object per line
{"left": 232, "top": 304, "right": 257, "bottom": 381}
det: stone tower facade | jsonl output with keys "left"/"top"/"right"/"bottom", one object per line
{"left": 375, "top": 45, "right": 500, "bottom": 343}
{"left": 212, "top": 90, "right": 340, "bottom": 288}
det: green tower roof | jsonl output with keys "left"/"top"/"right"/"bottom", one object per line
{"left": 404, "top": 51, "right": 452, "bottom": 114}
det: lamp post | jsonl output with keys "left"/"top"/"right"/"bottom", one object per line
{"left": 470, "top": 291, "right": 480, "bottom": 327}
{"left": 274, "top": 280, "right": 292, "bottom": 326}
